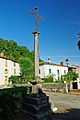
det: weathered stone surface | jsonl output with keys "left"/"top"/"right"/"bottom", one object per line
{"left": 22, "top": 91, "right": 53, "bottom": 120}
{"left": 42, "top": 83, "right": 65, "bottom": 92}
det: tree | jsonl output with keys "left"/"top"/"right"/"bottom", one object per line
{"left": 9, "top": 75, "right": 21, "bottom": 84}
{"left": 63, "top": 71, "right": 78, "bottom": 82}
{"left": 19, "top": 57, "right": 34, "bottom": 82}
{"left": 63, "top": 71, "right": 78, "bottom": 92}
{"left": 0, "top": 38, "right": 43, "bottom": 84}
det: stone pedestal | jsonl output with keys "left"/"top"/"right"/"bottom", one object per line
{"left": 22, "top": 90, "right": 53, "bottom": 120}
{"left": 29, "top": 79, "right": 43, "bottom": 93}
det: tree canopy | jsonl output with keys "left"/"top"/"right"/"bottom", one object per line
{"left": 63, "top": 71, "right": 78, "bottom": 82}
{"left": 0, "top": 38, "right": 34, "bottom": 83}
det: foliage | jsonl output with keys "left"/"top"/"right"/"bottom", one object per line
{"left": 62, "top": 71, "right": 78, "bottom": 82}
{"left": 9, "top": 75, "right": 21, "bottom": 84}
{"left": 0, "top": 87, "right": 32, "bottom": 120}
{"left": 19, "top": 57, "right": 34, "bottom": 81}
{"left": 62, "top": 71, "right": 78, "bottom": 92}
{"left": 44, "top": 75, "right": 53, "bottom": 83}
{"left": 68, "top": 71, "right": 78, "bottom": 81}
{"left": 54, "top": 79, "right": 64, "bottom": 83}
{"left": 0, "top": 38, "right": 32, "bottom": 61}
{"left": 0, "top": 38, "right": 44, "bottom": 83}
{"left": 0, "top": 38, "right": 34, "bottom": 83}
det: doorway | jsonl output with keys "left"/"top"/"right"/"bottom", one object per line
{"left": 73, "top": 82, "right": 78, "bottom": 89}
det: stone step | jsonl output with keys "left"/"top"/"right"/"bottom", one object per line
{"left": 22, "top": 102, "right": 51, "bottom": 113}
{"left": 21, "top": 109, "right": 53, "bottom": 120}
{"left": 23, "top": 94, "right": 49, "bottom": 106}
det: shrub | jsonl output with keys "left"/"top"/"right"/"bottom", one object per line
{"left": 44, "top": 76, "right": 53, "bottom": 83}
{"left": 0, "top": 86, "right": 32, "bottom": 120}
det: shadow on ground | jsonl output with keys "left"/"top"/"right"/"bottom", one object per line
{"left": 0, "top": 105, "right": 80, "bottom": 120}
{"left": 17, "top": 108, "right": 80, "bottom": 120}
{"left": 52, "top": 108, "right": 80, "bottom": 120}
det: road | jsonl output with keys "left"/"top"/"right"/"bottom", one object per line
{"left": 46, "top": 92, "right": 80, "bottom": 120}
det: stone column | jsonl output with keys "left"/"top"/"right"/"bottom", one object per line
{"left": 33, "top": 31, "right": 40, "bottom": 80}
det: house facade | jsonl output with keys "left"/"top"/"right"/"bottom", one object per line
{"left": 68, "top": 65, "right": 80, "bottom": 78}
{"left": 0, "top": 53, "right": 20, "bottom": 87}
{"left": 71, "top": 65, "right": 80, "bottom": 89}
{"left": 73, "top": 65, "right": 80, "bottom": 78}
{"left": 39, "top": 62, "right": 68, "bottom": 81}
{"left": 39, "top": 61, "right": 80, "bottom": 89}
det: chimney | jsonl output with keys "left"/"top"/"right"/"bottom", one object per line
{"left": 0, "top": 52, "right": 4, "bottom": 57}
{"left": 60, "top": 62, "right": 64, "bottom": 66}
{"left": 48, "top": 58, "right": 51, "bottom": 63}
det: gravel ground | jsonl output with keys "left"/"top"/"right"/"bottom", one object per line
{"left": 46, "top": 92, "right": 80, "bottom": 120}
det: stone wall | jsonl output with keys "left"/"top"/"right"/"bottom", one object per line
{"left": 42, "top": 83, "right": 65, "bottom": 92}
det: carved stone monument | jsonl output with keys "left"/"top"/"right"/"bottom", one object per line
{"left": 22, "top": 8, "right": 53, "bottom": 120}
{"left": 29, "top": 7, "right": 43, "bottom": 93}
{"left": 22, "top": 89, "right": 52, "bottom": 120}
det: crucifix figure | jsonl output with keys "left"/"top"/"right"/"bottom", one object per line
{"left": 29, "top": 8, "right": 42, "bottom": 81}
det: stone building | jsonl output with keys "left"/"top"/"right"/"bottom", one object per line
{"left": 39, "top": 61, "right": 80, "bottom": 89}
{"left": 74, "top": 65, "right": 80, "bottom": 78}
{"left": 39, "top": 61, "right": 68, "bottom": 81}
{"left": 68, "top": 65, "right": 80, "bottom": 89}
{"left": 0, "top": 53, "right": 20, "bottom": 87}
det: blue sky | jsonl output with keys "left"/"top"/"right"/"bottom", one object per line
{"left": 0, "top": 0, "right": 80, "bottom": 65}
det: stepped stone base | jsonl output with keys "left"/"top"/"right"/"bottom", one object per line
{"left": 22, "top": 90, "right": 53, "bottom": 120}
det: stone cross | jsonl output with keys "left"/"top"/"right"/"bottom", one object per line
{"left": 29, "top": 8, "right": 43, "bottom": 93}
{"left": 29, "top": 7, "right": 42, "bottom": 80}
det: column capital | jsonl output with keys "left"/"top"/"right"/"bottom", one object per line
{"left": 33, "top": 31, "right": 40, "bottom": 35}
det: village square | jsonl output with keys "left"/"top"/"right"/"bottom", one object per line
{"left": 0, "top": 0, "right": 80, "bottom": 120}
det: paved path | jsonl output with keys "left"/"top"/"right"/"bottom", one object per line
{"left": 46, "top": 92, "right": 80, "bottom": 120}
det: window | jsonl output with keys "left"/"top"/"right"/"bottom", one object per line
{"left": 49, "top": 69, "right": 51, "bottom": 73}
{"left": 14, "top": 69, "right": 16, "bottom": 74}
{"left": 5, "top": 76, "right": 8, "bottom": 80}
{"left": 5, "top": 76, "right": 8, "bottom": 85}
{"left": 57, "top": 69, "right": 59, "bottom": 75}
{"left": 4, "top": 69, "right": 8, "bottom": 74}
{"left": 64, "top": 70, "right": 66, "bottom": 74}
{"left": 5, "top": 60, "right": 8, "bottom": 67}
{"left": 58, "top": 76, "right": 60, "bottom": 80}
{"left": 39, "top": 69, "right": 40, "bottom": 74}
{"left": 57, "top": 70, "right": 59, "bottom": 80}
{"left": 14, "top": 62, "right": 16, "bottom": 67}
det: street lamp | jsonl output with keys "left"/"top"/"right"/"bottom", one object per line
{"left": 65, "top": 58, "right": 69, "bottom": 67}
{"left": 65, "top": 59, "right": 69, "bottom": 93}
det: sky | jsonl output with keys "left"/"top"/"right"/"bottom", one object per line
{"left": 0, "top": 0, "right": 80, "bottom": 65}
